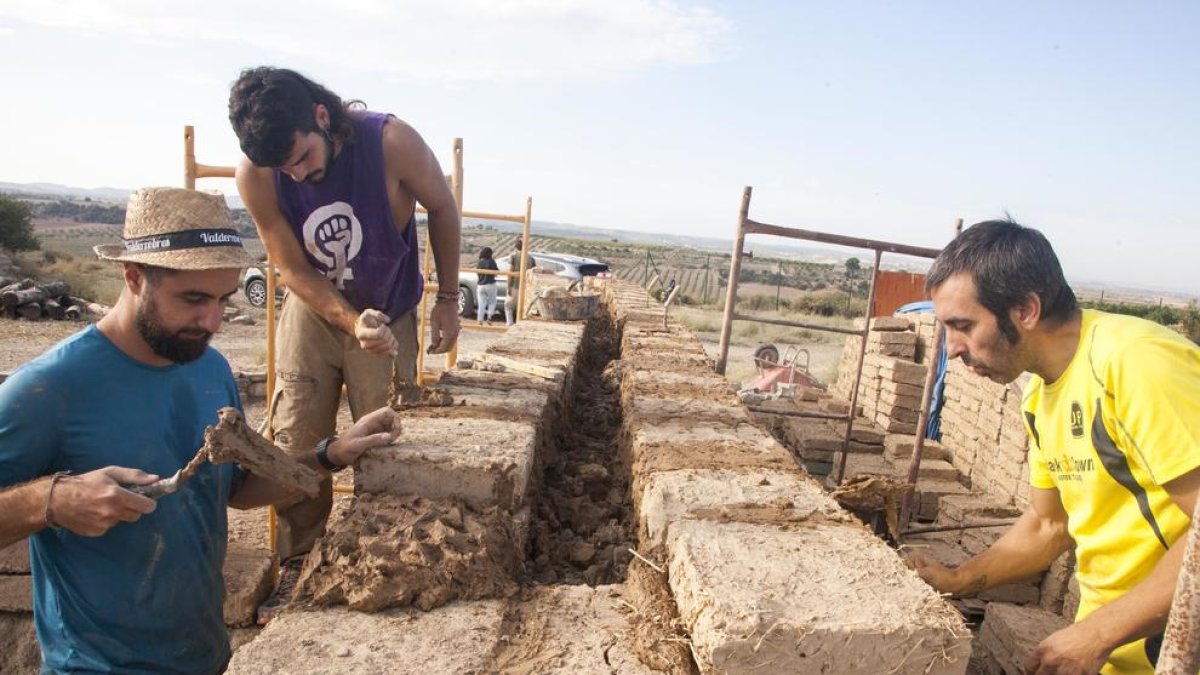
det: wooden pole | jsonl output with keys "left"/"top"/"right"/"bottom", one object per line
{"left": 775, "top": 259, "right": 783, "bottom": 311}
{"left": 518, "top": 197, "right": 532, "bottom": 320}
{"left": 715, "top": 187, "right": 752, "bottom": 375}
{"left": 184, "top": 126, "right": 197, "bottom": 190}
{"left": 446, "top": 139, "right": 465, "bottom": 369}
{"left": 663, "top": 285, "right": 681, "bottom": 330}
{"left": 452, "top": 138, "right": 464, "bottom": 210}
{"left": 416, "top": 275, "right": 429, "bottom": 387}
{"left": 266, "top": 261, "right": 277, "bottom": 413}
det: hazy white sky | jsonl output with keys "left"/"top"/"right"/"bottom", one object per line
{"left": 1, "top": 1, "right": 1196, "bottom": 293}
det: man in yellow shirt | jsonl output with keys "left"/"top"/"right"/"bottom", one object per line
{"left": 909, "top": 219, "right": 1200, "bottom": 674}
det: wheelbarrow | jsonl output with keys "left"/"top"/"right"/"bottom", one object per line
{"left": 746, "top": 342, "right": 821, "bottom": 393}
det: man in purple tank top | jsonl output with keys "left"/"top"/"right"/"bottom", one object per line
{"left": 228, "top": 67, "right": 462, "bottom": 603}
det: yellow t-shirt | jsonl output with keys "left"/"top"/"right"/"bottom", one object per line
{"left": 1024, "top": 309, "right": 1200, "bottom": 674}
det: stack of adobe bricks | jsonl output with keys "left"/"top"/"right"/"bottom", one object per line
{"left": 0, "top": 542, "right": 39, "bottom": 674}
{"left": 829, "top": 317, "right": 927, "bottom": 437}
{"left": 830, "top": 313, "right": 1034, "bottom": 510}
{"left": 939, "top": 361, "right": 1033, "bottom": 509}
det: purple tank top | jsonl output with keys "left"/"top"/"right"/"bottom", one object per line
{"left": 274, "top": 111, "right": 422, "bottom": 319}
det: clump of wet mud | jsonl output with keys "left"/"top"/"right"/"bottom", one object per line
{"left": 530, "top": 314, "right": 636, "bottom": 585}
{"left": 294, "top": 493, "right": 520, "bottom": 612}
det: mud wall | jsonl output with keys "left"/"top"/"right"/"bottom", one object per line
{"left": 608, "top": 286, "right": 971, "bottom": 675}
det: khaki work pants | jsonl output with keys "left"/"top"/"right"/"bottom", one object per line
{"left": 269, "top": 294, "right": 417, "bottom": 560}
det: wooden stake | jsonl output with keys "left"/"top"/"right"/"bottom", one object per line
{"left": 478, "top": 353, "right": 563, "bottom": 381}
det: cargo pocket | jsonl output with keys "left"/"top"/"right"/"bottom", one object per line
{"left": 268, "top": 370, "right": 335, "bottom": 456}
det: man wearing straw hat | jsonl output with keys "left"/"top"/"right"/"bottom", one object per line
{"left": 228, "top": 67, "right": 462, "bottom": 583}
{"left": 0, "top": 187, "right": 399, "bottom": 673}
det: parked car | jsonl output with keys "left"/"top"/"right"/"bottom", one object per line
{"left": 456, "top": 251, "right": 609, "bottom": 318}
{"left": 241, "top": 266, "right": 283, "bottom": 308}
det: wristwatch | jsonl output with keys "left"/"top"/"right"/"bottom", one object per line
{"left": 315, "top": 436, "right": 345, "bottom": 473}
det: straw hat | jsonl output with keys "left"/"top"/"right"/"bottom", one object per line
{"left": 95, "top": 187, "right": 256, "bottom": 270}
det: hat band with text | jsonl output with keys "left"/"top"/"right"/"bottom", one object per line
{"left": 124, "top": 228, "right": 243, "bottom": 254}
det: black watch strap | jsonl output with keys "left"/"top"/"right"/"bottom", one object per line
{"left": 315, "top": 436, "right": 345, "bottom": 472}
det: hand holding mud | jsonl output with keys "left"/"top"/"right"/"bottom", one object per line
{"left": 354, "top": 309, "right": 399, "bottom": 355}
{"left": 47, "top": 467, "right": 159, "bottom": 537}
{"left": 324, "top": 407, "right": 401, "bottom": 467}
{"left": 426, "top": 300, "right": 461, "bottom": 354}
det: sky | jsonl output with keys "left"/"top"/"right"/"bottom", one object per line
{"left": 1, "top": 1, "right": 1197, "bottom": 294}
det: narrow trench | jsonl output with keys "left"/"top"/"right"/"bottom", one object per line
{"left": 527, "top": 312, "right": 635, "bottom": 585}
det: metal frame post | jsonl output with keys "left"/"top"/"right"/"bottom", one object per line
{"left": 712, "top": 186, "right": 946, "bottom": 488}
{"left": 833, "top": 248, "right": 882, "bottom": 484}
{"left": 898, "top": 323, "right": 944, "bottom": 526}
{"left": 715, "top": 186, "right": 752, "bottom": 375}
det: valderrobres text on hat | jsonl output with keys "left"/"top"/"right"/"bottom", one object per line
{"left": 95, "top": 187, "right": 256, "bottom": 271}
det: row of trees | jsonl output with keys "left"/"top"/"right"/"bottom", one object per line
{"left": 33, "top": 199, "right": 124, "bottom": 224}
{"left": 1080, "top": 299, "right": 1200, "bottom": 344}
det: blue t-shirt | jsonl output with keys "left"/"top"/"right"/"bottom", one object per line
{"left": 0, "top": 325, "right": 242, "bottom": 674}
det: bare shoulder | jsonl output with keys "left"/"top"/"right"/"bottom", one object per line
{"left": 233, "top": 156, "right": 288, "bottom": 231}
{"left": 380, "top": 116, "right": 434, "bottom": 161}
{"left": 234, "top": 156, "right": 274, "bottom": 192}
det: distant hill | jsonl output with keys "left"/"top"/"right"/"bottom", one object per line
{"left": 460, "top": 216, "right": 853, "bottom": 265}
{"left": 0, "top": 182, "right": 132, "bottom": 203}
{"left": 5, "top": 181, "right": 1193, "bottom": 303}
{"left": 0, "top": 182, "right": 247, "bottom": 209}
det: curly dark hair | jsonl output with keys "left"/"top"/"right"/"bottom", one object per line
{"left": 926, "top": 218, "right": 1077, "bottom": 343}
{"left": 228, "top": 67, "right": 361, "bottom": 167}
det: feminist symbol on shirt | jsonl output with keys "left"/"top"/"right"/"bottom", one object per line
{"left": 301, "top": 201, "right": 363, "bottom": 290}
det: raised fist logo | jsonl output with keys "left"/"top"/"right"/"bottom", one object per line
{"left": 302, "top": 202, "right": 363, "bottom": 289}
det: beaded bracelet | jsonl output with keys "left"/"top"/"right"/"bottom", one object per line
{"left": 44, "top": 471, "right": 71, "bottom": 530}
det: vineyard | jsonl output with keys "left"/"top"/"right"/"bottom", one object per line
{"left": 27, "top": 217, "right": 866, "bottom": 312}
{"left": 456, "top": 225, "right": 862, "bottom": 307}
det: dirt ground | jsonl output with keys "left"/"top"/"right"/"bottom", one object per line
{"left": 0, "top": 302, "right": 509, "bottom": 376}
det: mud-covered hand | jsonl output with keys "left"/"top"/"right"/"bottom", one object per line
{"left": 355, "top": 309, "right": 399, "bottom": 355}
{"left": 1024, "top": 622, "right": 1109, "bottom": 675}
{"left": 325, "top": 407, "right": 402, "bottom": 467}
{"left": 48, "top": 467, "right": 159, "bottom": 537}
{"left": 427, "top": 300, "right": 461, "bottom": 354}
{"left": 906, "top": 551, "right": 961, "bottom": 595}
